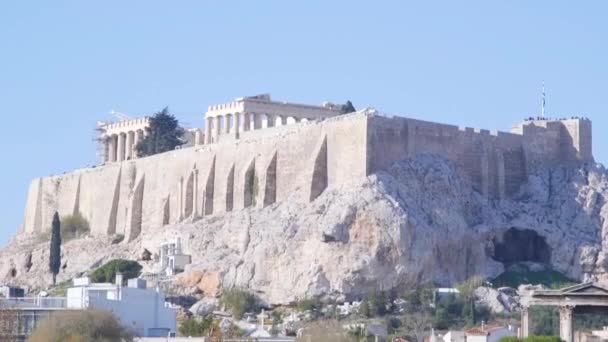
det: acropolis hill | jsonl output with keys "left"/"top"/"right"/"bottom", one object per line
{"left": 4, "top": 94, "right": 607, "bottom": 304}
{"left": 20, "top": 94, "right": 593, "bottom": 241}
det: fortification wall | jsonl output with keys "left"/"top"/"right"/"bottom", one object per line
{"left": 367, "top": 116, "right": 526, "bottom": 198}
{"left": 20, "top": 112, "right": 594, "bottom": 238}
{"left": 21, "top": 114, "right": 369, "bottom": 238}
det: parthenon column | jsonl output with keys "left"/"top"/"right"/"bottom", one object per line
{"left": 520, "top": 306, "right": 529, "bottom": 338}
{"left": 559, "top": 306, "right": 574, "bottom": 342}
{"left": 206, "top": 117, "right": 213, "bottom": 144}
{"left": 233, "top": 113, "right": 241, "bottom": 139}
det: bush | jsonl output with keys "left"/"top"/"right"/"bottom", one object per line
{"left": 29, "top": 309, "right": 133, "bottom": 342}
{"left": 61, "top": 212, "right": 90, "bottom": 240}
{"left": 90, "top": 259, "right": 142, "bottom": 285}
{"left": 179, "top": 316, "right": 214, "bottom": 337}
{"left": 499, "top": 337, "right": 561, "bottom": 342}
{"left": 368, "top": 290, "right": 390, "bottom": 316}
{"left": 297, "top": 298, "right": 320, "bottom": 312}
{"left": 222, "top": 288, "right": 256, "bottom": 319}
{"left": 492, "top": 269, "right": 575, "bottom": 289}
{"left": 297, "top": 320, "right": 355, "bottom": 342}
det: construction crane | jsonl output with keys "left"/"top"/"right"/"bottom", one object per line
{"left": 109, "top": 110, "right": 131, "bottom": 121}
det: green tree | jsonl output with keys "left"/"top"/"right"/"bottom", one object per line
{"left": 49, "top": 212, "right": 62, "bottom": 285}
{"left": 90, "top": 259, "right": 142, "bottom": 284}
{"left": 136, "top": 107, "right": 185, "bottom": 157}
{"left": 29, "top": 309, "right": 133, "bottom": 342}
{"left": 359, "top": 299, "right": 371, "bottom": 318}
{"left": 340, "top": 100, "right": 356, "bottom": 114}
{"left": 222, "top": 288, "right": 256, "bottom": 319}
{"left": 179, "top": 316, "right": 214, "bottom": 337}
{"left": 368, "top": 290, "right": 390, "bottom": 316}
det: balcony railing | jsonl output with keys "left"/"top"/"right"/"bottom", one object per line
{"left": 0, "top": 297, "right": 67, "bottom": 309}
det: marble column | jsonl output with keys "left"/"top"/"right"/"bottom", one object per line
{"left": 225, "top": 114, "right": 232, "bottom": 135}
{"left": 118, "top": 134, "right": 127, "bottom": 162}
{"left": 194, "top": 130, "right": 202, "bottom": 145}
{"left": 521, "top": 306, "right": 529, "bottom": 338}
{"left": 249, "top": 113, "right": 256, "bottom": 131}
{"left": 133, "top": 131, "right": 140, "bottom": 158}
{"left": 102, "top": 138, "right": 109, "bottom": 164}
{"left": 559, "top": 306, "right": 574, "bottom": 342}
{"left": 206, "top": 118, "right": 213, "bottom": 144}
{"left": 234, "top": 112, "right": 242, "bottom": 138}
{"left": 109, "top": 135, "right": 117, "bottom": 162}
{"left": 125, "top": 131, "right": 133, "bottom": 160}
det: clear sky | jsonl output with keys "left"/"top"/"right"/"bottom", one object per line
{"left": 1, "top": 1, "right": 607, "bottom": 246}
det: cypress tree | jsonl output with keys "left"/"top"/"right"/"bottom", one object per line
{"left": 340, "top": 100, "right": 356, "bottom": 114}
{"left": 136, "top": 107, "right": 185, "bottom": 157}
{"left": 49, "top": 212, "right": 61, "bottom": 285}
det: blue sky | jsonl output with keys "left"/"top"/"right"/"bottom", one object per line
{"left": 1, "top": 1, "right": 607, "bottom": 245}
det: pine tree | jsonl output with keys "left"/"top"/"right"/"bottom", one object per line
{"left": 136, "top": 107, "right": 185, "bottom": 157}
{"left": 340, "top": 100, "right": 356, "bottom": 114}
{"left": 49, "top": 212, "right": 61, "bottom": 285}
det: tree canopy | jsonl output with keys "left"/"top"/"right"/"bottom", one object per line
{"left": 90, "top": 259, "right": 142, "bottom": 285}
{"left": 340, "top": 100, "right": 356, "bottom": 114}
{"left": 29, "top": 310, "right": 133, "bottom": 342}
{"left": 136, "top": 107, "right": 185, "bottom": 157}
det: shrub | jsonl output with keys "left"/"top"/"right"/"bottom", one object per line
{"left": 499, "top": 337, "right": 520, "bottom": 342}
{"left": 179, "top": 316, "right": 214, "bottom": 337}
{"left": 61, "top": 212, "right": 90, "bottom": 240}
{"left": 297, "top": 298, "right": 320, "bottom": 312}
{"left": 493, "top": 270, "right": 575, "bottom": 289}
{"left": 499, "top": 337, "right": 561, "bottom": 342}
{"left": 29, "top": 309, "right": 133, "bottom": 342}
{"left": 368, "top": 290, "right": 390, "bottom": 316}
{"left": 297, "top": 320, "right": 354, "bottom": 342}
{"left": 222, "top": 288, "right": 256, "bottom": 319}
{"left": 90, "top": 259, "right": 142, "bottom": 284}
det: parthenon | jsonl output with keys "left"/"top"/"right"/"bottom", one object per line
{"left": 203, "top": 94, "right": 343, "bottom": 143}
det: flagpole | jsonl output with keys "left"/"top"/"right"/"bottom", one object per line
{"left": 541, "top": 82, "right": 546, "bottom": 118}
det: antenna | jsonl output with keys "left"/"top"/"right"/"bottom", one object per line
{"left": 541, "top": 82, "right": 546, "bottom": 118}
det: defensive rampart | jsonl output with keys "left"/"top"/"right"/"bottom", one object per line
{"left": 20, "top": 113, "right": 593, "bottom": 239}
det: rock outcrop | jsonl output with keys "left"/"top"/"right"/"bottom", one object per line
{"left": 2, "top": 154, "right": 608, "bottom": 305}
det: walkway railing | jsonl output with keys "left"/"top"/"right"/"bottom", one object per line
{"left": 0, "top": 297, "right": 67, "bottom": 309}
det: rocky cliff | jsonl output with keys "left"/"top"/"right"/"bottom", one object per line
{"left": 2, "top": 154, "right": 607, "bottom": 305}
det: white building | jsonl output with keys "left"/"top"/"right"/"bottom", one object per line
{"left": 159, "top": 237, "right": 191, "bottom": 276}
{"left": 465, "top": 326, "right": 517, "bottom": 342}
{"left": 443, "top": 330, "right": 465, "bottom": 342}
{"left": 67, "top": 275, "right": 176, "bottom": 337}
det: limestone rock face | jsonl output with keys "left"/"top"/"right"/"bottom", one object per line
{"left": 2, "top": 155, "right": 608, "bottom": 305}
{"left": 189, "top": 297, "right": 219, "bottom": 316}
{"left": 474, "top": 287, "right": 519, "bottom": 314}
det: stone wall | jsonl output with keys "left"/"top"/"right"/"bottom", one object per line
{"left": 21, "top": 114, "right": 369, "bottom": 238}
{"left": 20, "top": 113, "right": 593, "bottom": 237}
{"left": 367, "top": 116, "right": 526, "bottom": 198}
